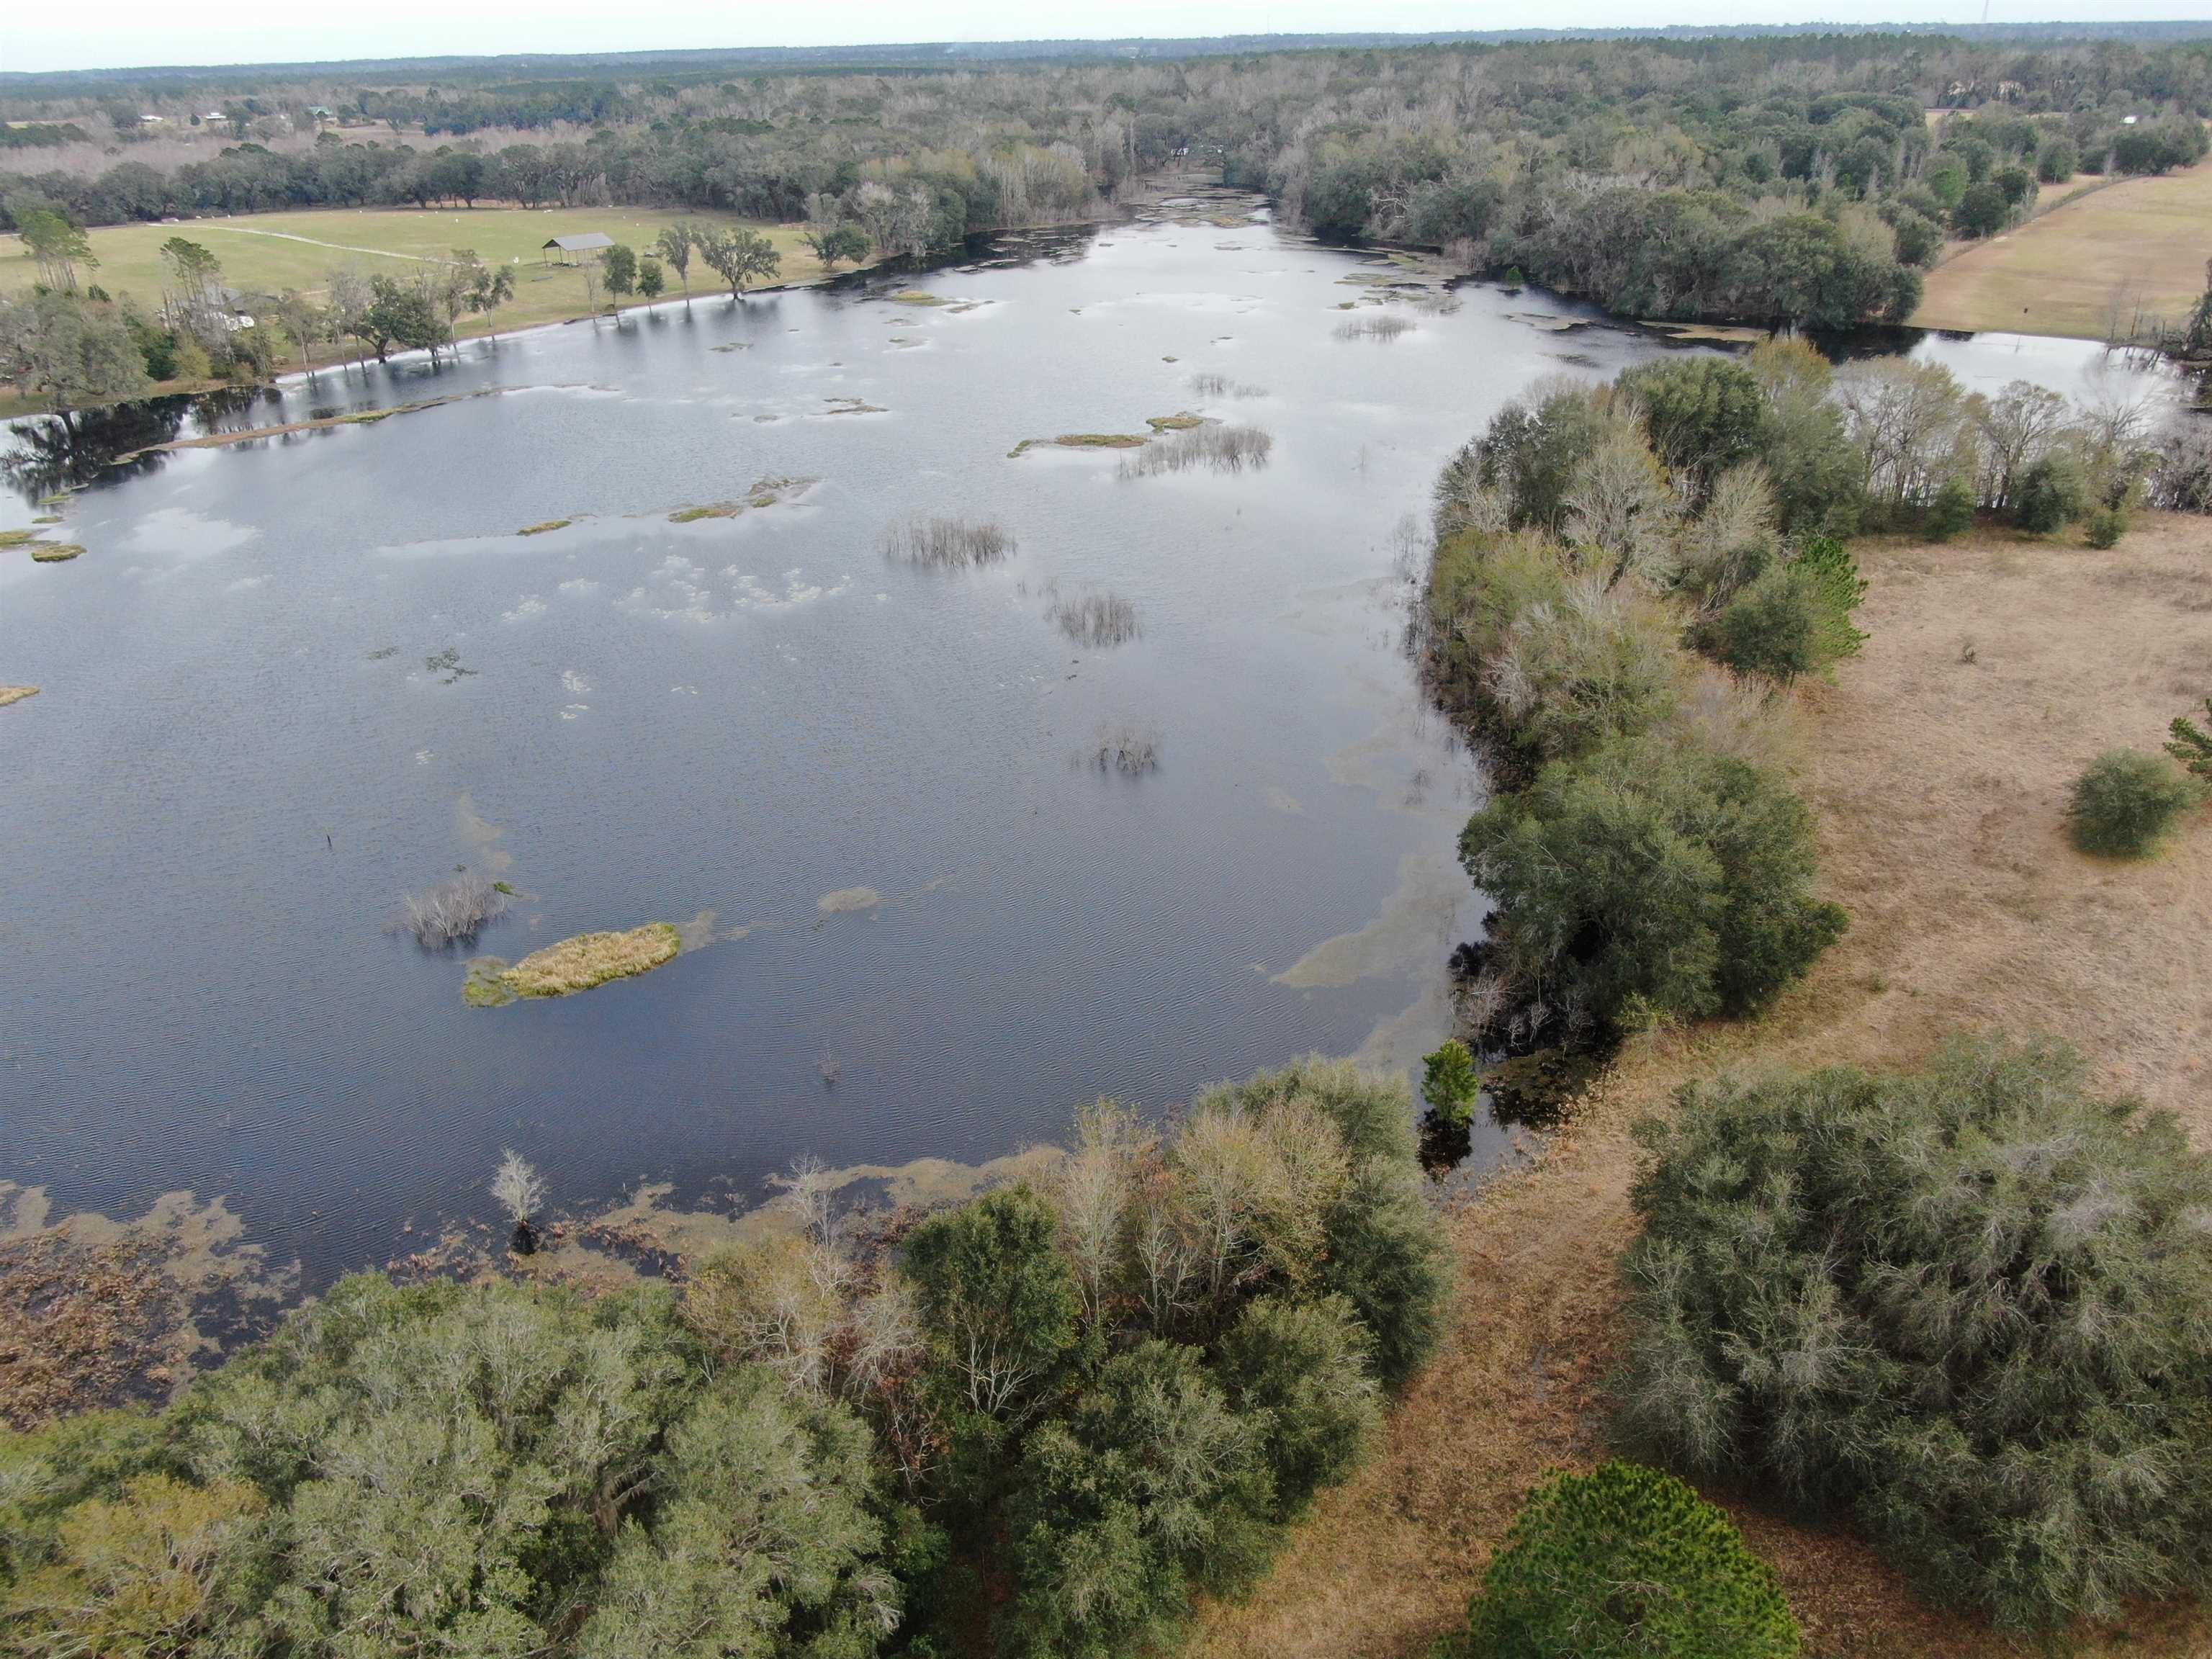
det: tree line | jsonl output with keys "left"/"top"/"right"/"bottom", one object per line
{"left": 8, "top": 32, "right": 2212, "bottom": 329}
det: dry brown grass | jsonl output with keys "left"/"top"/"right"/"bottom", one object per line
{"left": 1190, "top": 515, "right": 2212, "bottom": 1659}
{"left": 0, "top": 686, "right": 37, "bottom": 709}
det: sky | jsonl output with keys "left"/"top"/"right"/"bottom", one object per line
{"left": 4, "top": 0, "right": 2208, "bottom": 74}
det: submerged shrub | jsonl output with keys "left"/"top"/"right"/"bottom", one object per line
{"left": 1460, "top": 734, "right": 1845, "bottom": 1039}
{"left": 392, "top": 867, "right": 509, "bottom": 948}
{"left": 1118, "top": 422, "right": 1273, "bottom": 477}
{"left": 1617, "top": 1040, "right": 2212, "bottom": 1631}
{"left": 881, "top": 515, "right": 1015, "bottom": 569}
{"left": 1442, "top": 1462, "right": 1799, "bottom": 1659}
{"left": 1048, "top": 590, "right": 1141, "bottom": 647}
{"left": 2066, "top": 748, "right": 2202, "bottom": 858}
{"left": 1331, "top": 311, "right": 1413, "bottom": 341}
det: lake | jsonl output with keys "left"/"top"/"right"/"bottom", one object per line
{"left": 0, "top": 206, "right": 2182, "bottom": 1288}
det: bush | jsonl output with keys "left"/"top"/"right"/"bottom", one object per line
{"left": 1188, "top": 1058, "right": 1450, "bottom": 1387}
{"left": 1706, "top": 541, "right": 1863, "bottom": 683}
{"left": 2065, "top": 748, "right": 2201, "bottom": 858}
{"left": 1923, "top": 475, "right": 1977, "bottom": 540}
{"left": 1617, "top": 1040, "right": 2212, "bottom": 1630}
{"left": 1216, "top": 1295, "right": 1381, "bottom": 1519}
{"left": 1442, "top": 1461, "right": 1799, "bottom": 1659}
{"left": 2084, "top": 504, "right": 2126, "bottom": 547}
{"left": 1421, "top": 1038, "right": 1480, "bottom": 1129}
{"left": 2013, "top": 452, "right": 2087, "bottom": 532}
{"left": 1460, "top": 734, "right": 1845, "bottom": 1040}
{"left": 1003, "top": 1341, "right": 1276, "bottom": 1658}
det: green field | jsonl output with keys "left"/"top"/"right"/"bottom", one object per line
{"left": 1912, "top": 158, "right": 2212, "bottom": 339}
{"left": 0, "top": 206, "right": 848, "bottom": 339}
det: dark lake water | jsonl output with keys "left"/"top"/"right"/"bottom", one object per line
{"left": 0, "top": 214, "right": 2183, "bottom": 1285}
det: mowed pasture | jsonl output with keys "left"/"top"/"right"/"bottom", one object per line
{"left": 1912, "top": 156, "right": 2212, "bottom": 339}
{"left": 0, "top": 207, "right": 849, "bottom": 337}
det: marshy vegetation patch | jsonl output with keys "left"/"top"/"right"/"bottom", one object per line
{"left": 517, "top": 519, "right": 573, "bottom": 536}
{"left": 889, "top": 289, "right": 953, "bottom": 307}
{"left": 0, "top": 686, "right": 38, "bottom": 709}
{"left": 464, "top": 922, "right": 683, "bottom": 1006}
{"left": 1146, "top": 412, "right": 1206, "bottom": 432}
{"left": 817, "top": 886, "right": 883, "bottom": 914}
{"left": 28, "top": 544, "right": 84, "bottom": 562}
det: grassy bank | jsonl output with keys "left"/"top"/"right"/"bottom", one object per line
{"left": 1910, "top": 156, "right": 2212, "bottom": 339}
{"left": 0, "top": 205, "right": 878, "bottom": 416}
{"left": 1189, "top": 516, "right": 2212, "bottom": 1658}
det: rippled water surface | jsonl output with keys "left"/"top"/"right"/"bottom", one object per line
{"left": 0, "top": 216, "right": 2176, "bottom": 1282}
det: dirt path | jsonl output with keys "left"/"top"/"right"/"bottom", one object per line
{"left": 194, "top": 222, "right": 449, "bottom": 264}
{"left": 1190, "top": 519, "right": 2212, "bottom": 1659}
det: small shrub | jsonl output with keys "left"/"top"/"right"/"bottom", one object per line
{"left": 2013, "top": 453, "right": 2089, "bottom": 532}
{"left": 2065, "top": 748, "right": 2202, "bottom": 857}
{"left": 2167, "top": 698, "right": 2212, "bottom": 783}
{"left": 1618, "top": 1040, "right": 2212, "bottom": 1630}
{"left": 1420, "top": 1039, "right": 1480, "bottom": 1130}
{"left": 1923, "top": 475, "right": 1977, "bottom": 540}
{"left": 2084, "top": 505, "right": 2126, "bottom": 547}
{"left": 1442, "top": 1462, "right": 1799, "bottom": 1659}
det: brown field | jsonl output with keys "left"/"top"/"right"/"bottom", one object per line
{"left": 1912, "top": 158, "right": 2212, "bottom": 339}
{"left": 1190, "top": 517, "right": 2212, "bottom": 1659}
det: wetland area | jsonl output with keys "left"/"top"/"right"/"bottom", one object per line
{"left": 0, "top": 199, "right": 2181, "bottom": 1321}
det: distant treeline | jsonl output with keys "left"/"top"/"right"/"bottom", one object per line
{"left": 6, "top": 34, "right": 2212, "bottom": 329}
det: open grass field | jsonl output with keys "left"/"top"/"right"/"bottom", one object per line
{"left": 1912, "top": 158, "right": 2212, "bottom": 339}
{"left": 1190, "top": 517, "right": 2212, "bottom": 1659}
{"left": 0, "top": 206, "right": 850, "bottom": 337}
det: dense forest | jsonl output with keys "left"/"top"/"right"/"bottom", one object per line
{"left": 6, "top": 32, "right": 2212, "bottom": 328}
{"left": 0, "top": 1063, "right": 1448, "bottom": 1656}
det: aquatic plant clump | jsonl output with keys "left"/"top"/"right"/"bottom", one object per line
{"left": 516, "top": 519, "right": 572, "bottom": 536}
{"left": 392, "top": 869, "right": 511, "bottom": 949}
{"left": 1334, "top": 313, "right": 1414, "bottom": 341}
{"left": 881, "top": 516, "right": 1016, "bottom": 570}
{"left": 1118, "top": 423, "right": 1274, "bottom": 478}
{"left": 1087, "top": 722, "right": 1161, "bottom": 775}
{"left": 0, "top": 687, "right": 37, "bottom": 709}
{"left": 465, "top": 922, "right": 683, "bottom": 1004}
{"left": 1048, "top": 590, "right": 1141, "bottom": 648}
{"left": 27, "top": 544, "right": 85, "bottom": 562}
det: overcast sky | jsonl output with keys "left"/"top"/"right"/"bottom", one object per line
{"left": 6, "top": 0, "right": 2208, "bottom": 75}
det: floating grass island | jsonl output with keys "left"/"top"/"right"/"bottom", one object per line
{"left": 889, "top": 289, "right": 953, "bottom": 306}
{"left": 29, "top": 544, "right": 85, "bottom": 563}
{"left": 0, "top": 529, "right": 37, "bottom": 547}
{"left": 516, "top": 519, "right": 572, "bottom": 536}
{"left": 1146, "top": 412, "right": 1205, "bottom": 431}
{"left": 0, "top": 686, "right": 37, "bottom": 709}
{"left": 463, "top": 922, "right": 683, "bottom": 1007}
{"left": 667, "top": 503, "right": 745, "bottom": 523}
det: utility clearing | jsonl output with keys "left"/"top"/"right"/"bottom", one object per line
{"left": 1191, "top": 516, "right": 2212, "bottom": 1659}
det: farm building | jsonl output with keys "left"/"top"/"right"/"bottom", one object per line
{"left": 541, "top": 233, "right": 615, "bottom": 264}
